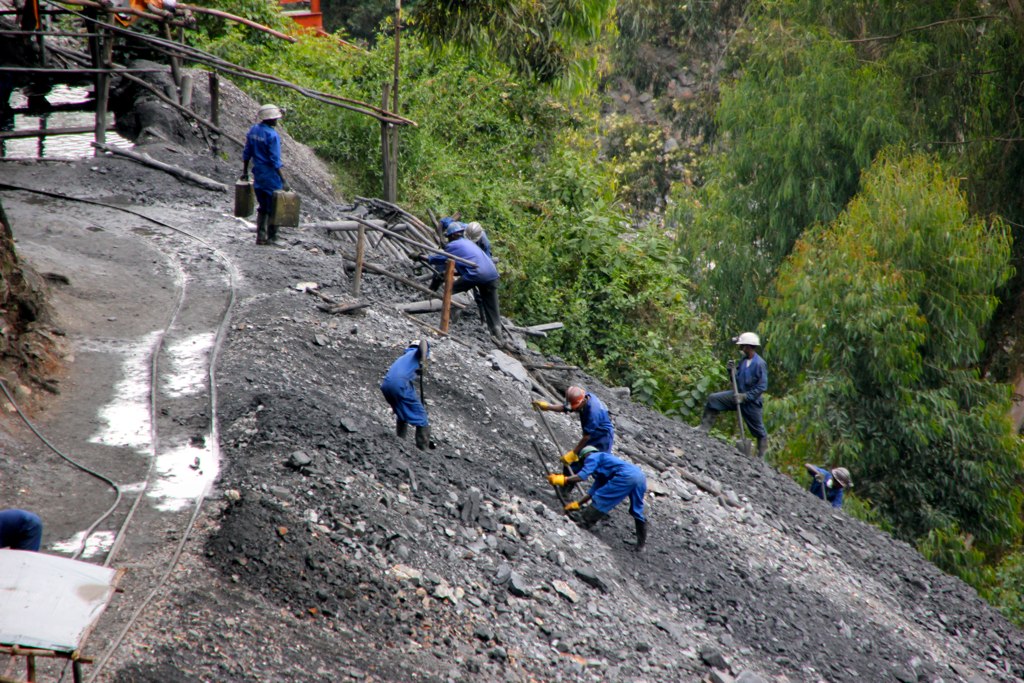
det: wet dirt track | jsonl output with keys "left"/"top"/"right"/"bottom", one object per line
{"left": 0, "top": 77, "right": 1022, "bottom": 683}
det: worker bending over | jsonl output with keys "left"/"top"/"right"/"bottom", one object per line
{"left": 547, "top": 446, "right": 648, "bottom": 551}
{"left": 805, "top": 464, "right": 851, "bottom": 509}
{"left": 422, "top": 222, "right": 502, "bottom": 338}
{"left": 0, "top": 509, "right": 43, "bottom": 551}
{"left": 380, "top": 340, "right": 431, "bottom": 450}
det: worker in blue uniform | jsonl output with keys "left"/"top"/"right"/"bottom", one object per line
{"left": 532, "top": 385, "right": 614, "bottom": 460}
{"left": 463, "top": 221, "right": 493, "bottom": 258}
{"left": 422, "top": 222, "right": 502, "bottom": 337}
{"left": 697, "top": 331, "right": 769, "bottom": 457}
{"left": 805, "top": 464, "right": 851, "bottom": 508}
{"left": 380, "top": 340, "right": 431, "bottom": 450}
{"left": 0, "top": 508, "right": 43, "bottom": 551}
{"left": 547, "top": 446, "right": 648, "bottom": 551}
{"left": 242, "top": 103, "right": 288, "bottom": 245}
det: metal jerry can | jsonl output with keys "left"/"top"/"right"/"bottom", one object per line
{"left": 272, "top": 189, "right": 300, "bottom": 227}
{"left": 234, "top": 178, "right": 254, "bottom": 217}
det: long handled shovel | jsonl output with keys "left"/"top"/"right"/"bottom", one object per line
{"left": 730, "top": 363, "right": 753, "bottom": 457}
{"left": 418, "top": 339, "right": 436, "bottom": 448}
{"left": 534, "top": 404, "right": 580, "bottom": 495}
{"left": 532, "top": 440, "right": 569, "bottom": 509}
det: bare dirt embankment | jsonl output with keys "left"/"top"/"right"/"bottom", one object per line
{"left": 1, "top": 72, "right": 1022, "bottom": 683}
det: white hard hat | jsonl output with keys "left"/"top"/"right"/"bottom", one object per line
{"left": 735, "top": 332, "right": 760, "bottom": 347}
{"left": 257, "top": 104, "right": 283, "bottom": 121}
{"left": 465, "top": 221, "right": 483, "bottom": 242}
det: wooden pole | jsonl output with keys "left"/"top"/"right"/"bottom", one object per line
{"left": 352, "top": 223, "right": 365, "bottom": 296}
{"left": 93, "top": 17, "right": 113, "bottom": 154}
{"left": 380, "top": 83, "right": 392, "bottom": 201}
{"left": 389, "top": 0, "right": 401, "bottom": 200}
{"left": 439, "top": 259, "right": 455, "bottom": 333}
{"left": 162, "top": 21, "right": 181, "bottom": 95}
{"left": 209, "top": 72, "right": 220, "bottom": 127}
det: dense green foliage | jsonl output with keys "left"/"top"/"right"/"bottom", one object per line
{"left": 413, "top": 0, "right": 616, "bottom": 88}
{"left": 663, "top": 0, "right": 1024, "bottom": 618}
{"left": 190, "top": 2, "right": 716, "bottom": 416}
{"left": 764, "top": 151, "right": 1023, "bottom": 557}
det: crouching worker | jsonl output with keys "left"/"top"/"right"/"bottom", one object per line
{"left": 0, "top": 508, "right": 43, "bottom": 551}
{"left": 805, "top": 464, "right": 851, "bottom": 509}
{"left": 547, "top": 446, "right": 648, "bottom": 552}
{"left": 380, "top": 340, "right": 431, "bottom": 450}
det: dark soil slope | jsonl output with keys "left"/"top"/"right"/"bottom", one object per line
{"left": 1, "top": 72, "right": 1020, "bottom": 683}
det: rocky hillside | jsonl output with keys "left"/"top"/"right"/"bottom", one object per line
{"left": 2, "top": 71, "right": 1022, "bottom": 683}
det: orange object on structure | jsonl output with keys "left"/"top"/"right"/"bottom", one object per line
{"left": 279, "top": 0, "right": 323, "bottom": 32}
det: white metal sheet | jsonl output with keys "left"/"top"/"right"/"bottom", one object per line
{"left": 0, "top": 549, "right": 120, "bottom": 652}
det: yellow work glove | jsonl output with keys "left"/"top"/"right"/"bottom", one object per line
{"left": 532, "top": 400, "right": 550, "bottom": 411}
{"left": 561, "top": 450, "right": 578, "bottom": 465}
{"left": 564, "top": 501, "right": 580, "bottom": 512}
{"left": 547, "top": 473, "right": 566, "bottom": 487}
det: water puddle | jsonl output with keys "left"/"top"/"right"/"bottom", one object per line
{"left": 83, "top": 330, "right": 220, "bottom": 514}
{"left": 51, "top": 529, "right": 115, "bottom": 559}
{"left": 2, "top": 84, "right": 133, "bottom": 159}
{"left": 163, "top": 332, "right": 215, "bottom": 398}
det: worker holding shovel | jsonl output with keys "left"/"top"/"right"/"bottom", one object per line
{"left": 380, "top": 340, "right": 432, "bottom": 450}
{"left": 696, "top": 332, "right": 769, "bottom": 458}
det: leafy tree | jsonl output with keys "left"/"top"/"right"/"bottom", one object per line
{"left": 763, "top": 150, "right": 1024, "bottom": 556}
{"left": 411, "top": 0, "right": 616, "bottom": 88}
{"left": 677, "top": 27, "right": 906, "bottom": 337}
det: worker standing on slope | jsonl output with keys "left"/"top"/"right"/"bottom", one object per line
{"left": 547, "top": 446, "right": 648, "bottom": 551}
{"left": 0, "top": 508, "right": 43, "bottom": 551}
{"left": 380, "top": 340, "right": 431, "bottom": 450}
{"left": 422, "top": 222, "right": 503, "bottom": 338}
{"left": 805, "top": 464, "right": 851, "bottom": 508}
{"left": 242, "top": 104, "right": 288, "bottom": 246}
{"left": 696, "top": 332, "right": 769, "bottom": 457}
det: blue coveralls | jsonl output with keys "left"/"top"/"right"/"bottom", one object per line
{"left": 808, "top": 466, "right": 844, "bottom": 508}
{"left": 0, "top": 509, "right": 43, "bottom": 551}
{"left": 706, "top": 353, "right": 768, "bottom": 438}
{"left": 427, "top": 238, "right": 502, "bottom": 335}
{"left": 576, "top": 452, "right": 647, "bottom": 522}
{"left": 242, "top": 122, "right": 283, "bottom": 215}
{"left": 578, "top": 392, "right": 614, "bottom": 453}
{"left": 380, "top": 346, "right": 429, "bottom": 427}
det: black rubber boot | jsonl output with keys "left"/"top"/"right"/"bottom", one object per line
{"left": 267, "top": 222, "right": 279, "bottom": 244}
{"left": 579, "top": 505, "right": 608, "bottom": 530}
{"left": 757, "top": 436, "right": 768, "bottom": 458}
{"left": 396, "top": 420, "right": 408, "bottom": 438}
{"left": 415, "top": 425, "right": 430, "bottom": 450}
{"left": 256, "top": 212, "right": 269, "bottom": 245}
{"left": 695, "top": 408, "right": 716, "bottom": 432}
{"left": 633, "top": 518, "right": 648, "bottom": 552}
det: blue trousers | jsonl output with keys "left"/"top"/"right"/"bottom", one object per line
{"left": 591, "top": 472, "right": 647, "bottom": 522}
{"left": 706, "top": 390, "right": 767, "bottom": 438}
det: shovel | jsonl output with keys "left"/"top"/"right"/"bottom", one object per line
{"left": 730, "top": 362, "right": 752, "bottom": 457}
{"left": 531, "top": 440, "right": 569, "bottom": 509}
{"left": 417, "top": 339, "right": 436, "bottom": 449}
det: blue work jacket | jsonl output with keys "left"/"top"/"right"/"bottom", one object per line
{"left": 242, "top": 122, "right": 283, "bottom": 192}
{"left": 808, "top": 466, "right": 844, "bottom": 508}
{"left": 427, "top": 238, "right": 498, "bottom": 284}
{"left": 578, "top": 392, "right": 614, "bottom": 453}
{"left": 380, "top": 346, "right": 428, "bottom": 427}
{"left": 736, "top": 353, "right": 768, "bottom": 405}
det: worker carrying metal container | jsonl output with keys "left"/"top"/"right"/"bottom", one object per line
{"left": 241, "top": 104, "right": 289, "bottom": 245}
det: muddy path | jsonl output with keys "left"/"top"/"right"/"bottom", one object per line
{"left": 0, "top": 77, "right": 1022, "bottom": 683}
